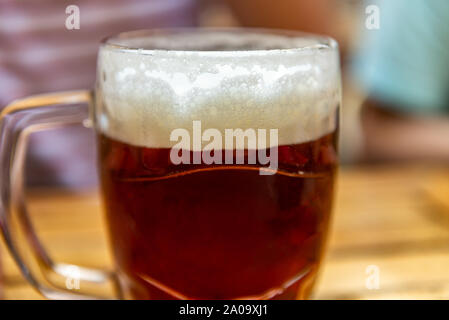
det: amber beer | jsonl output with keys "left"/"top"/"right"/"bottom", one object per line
{"left": 99, "top": 130, "right": 337, "bottom": 299}
{"left": 95, "top": 30, "right": 340, "bottom": 299}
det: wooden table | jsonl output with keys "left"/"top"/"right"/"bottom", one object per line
{"left": 2, "top": 164, "right": 449, "bottom": 300}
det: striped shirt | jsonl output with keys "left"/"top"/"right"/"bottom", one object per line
{"left": 0, "top": 0, "right": 198, "bottom": 188}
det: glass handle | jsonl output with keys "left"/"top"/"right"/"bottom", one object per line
{"left": 0, "top": 91, "right": 119, "bottom": 299}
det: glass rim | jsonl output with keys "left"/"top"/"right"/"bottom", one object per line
{"left": 100, "top": 27, "right": 339, "bottom": 56}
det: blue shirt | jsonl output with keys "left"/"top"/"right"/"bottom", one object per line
{"left": 353, "top": 0, "right": 449, "bottom": 114}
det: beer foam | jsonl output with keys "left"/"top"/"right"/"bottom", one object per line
{"left": 95, "top": 31, "right": 341, "bottom": 148}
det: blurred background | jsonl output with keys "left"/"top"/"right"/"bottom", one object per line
{"left": 1, "top": 0, "right": 449, "bottom": 299}
{"left": 2, "top": 0, "right": 449, "bottom": 189}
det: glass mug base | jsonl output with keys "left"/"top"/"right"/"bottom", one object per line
{"left": 118, "top": 265, "right": 319, "bottom": 300}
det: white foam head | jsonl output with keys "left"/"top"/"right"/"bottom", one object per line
{"left": 95, "top": 29, "right": 341, "bottom": 148}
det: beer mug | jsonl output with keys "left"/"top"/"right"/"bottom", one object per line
{"left": 0, "top": 29, "right": 341, "bottom": 299}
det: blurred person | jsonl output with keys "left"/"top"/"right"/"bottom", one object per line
{"left": 353, "top": 0, "right": 449, "bottom": 162}
{"left": 224, "top": 0, "right": 353, "bottom": 57}
{"left": 0, "top": 0, "right": 198, "bottom": 189}
{"left": 221, "top": 0, "right": 363, "bottom": 162}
